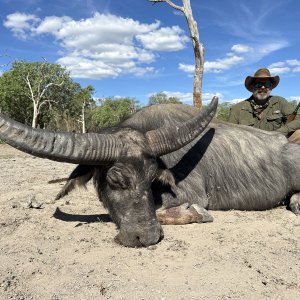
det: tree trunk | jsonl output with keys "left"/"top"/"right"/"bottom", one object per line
{"left": 182, "top": 0, "right": 204, "bottom": 108}
{"left": 81, "top": 102, "right": 86, "bottom": 133}
{"left": 32, "top": 104, "right": 39, "bottom": 128}
{"left": 149, "top": 0, "right": 204, "bottom": 108}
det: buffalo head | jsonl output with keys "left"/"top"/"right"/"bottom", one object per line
{"left": 0, "top": 97, "right": 218, "bottom": 247}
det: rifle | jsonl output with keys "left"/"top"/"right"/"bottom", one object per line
{"left": 287, "top": 102, "right": 300, "bottom": 123}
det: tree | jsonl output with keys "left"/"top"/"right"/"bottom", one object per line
{"left": 216, "top": 102, "right": 232, "bottom": 122}
{"left": 0, "top": 63, "right": 32, "bottom": 124}
{"left": 91, "top": 97, "right": 140, "bottom": 129}
{"left": 290, "top": 99, "right": 298, "bottom": 107}
{"left": 0, "top": 60, "right": 79, "bottom": 128}
{"left": 44, "top": 84, "right": 96, "bottom": 133}
{"left": 71, "top": 85, "right": 95, "bottom": 133}
{"left": 149, "top": 0, "right": 204, "bottom": 108}
{"left": 148, "top": 92, "right": 182, "bottom": 105}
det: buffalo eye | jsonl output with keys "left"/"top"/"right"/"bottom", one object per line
{"left": 106, "top": 165, "right": 134, "bottom": 189}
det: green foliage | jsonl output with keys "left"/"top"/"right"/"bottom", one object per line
{"left": 47, "top": 84, "right": 96, "bottom": 132}
{"left": 0, "top": 62, "right": 32, "bottom": 124}
{"left": 0, "top": 60, "right": 80, "bottom": 127}
{"left": 148, "top": 92, "right": 182, "bottom": 105}
{"left": 91, "top": 97, "right": 140, "bottom": 129}
{"left": 216, "top": 102, "right": 232, "bottom": 122}
{"left": 65, "top": 85, "right": 95, "bottom": 117}
{"left": 0, "top": 60, "right": 235, "bottom": 131}
{"left": 290, "top": 100, "right": 298, "bottom": 107}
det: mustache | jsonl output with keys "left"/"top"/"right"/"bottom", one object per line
{"left": 255, "top": 90, "right": 269, "bottom": 95}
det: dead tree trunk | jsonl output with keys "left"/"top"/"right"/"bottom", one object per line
{"left": 149, "top": 0, "right": 204, "bottom": 108}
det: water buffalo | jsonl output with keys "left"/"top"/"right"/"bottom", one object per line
{"left": 0, "top": 96, "right": 299, "bottom": 247}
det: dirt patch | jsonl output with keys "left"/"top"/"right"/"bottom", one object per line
{"left": 0, "top": 143, "right": 299, "bottom": 299}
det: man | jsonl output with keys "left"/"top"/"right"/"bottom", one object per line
{"left": 228, "top": 68, "right": 300, "bottom": 144}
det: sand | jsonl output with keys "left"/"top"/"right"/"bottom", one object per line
{"left": 0, "top": 143, "right": 299, "bottom": 299}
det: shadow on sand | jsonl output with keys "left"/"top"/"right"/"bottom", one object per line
{"left": 53, "top": 207, "right": 112, "bottom": 224}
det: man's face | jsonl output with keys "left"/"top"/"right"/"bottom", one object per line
{"left": 252, "top": 79, "right": 272, "bottom": 103}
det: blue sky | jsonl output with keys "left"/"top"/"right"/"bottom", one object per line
{"left": 1, "top": 0, "right": 300, "bottom": 106}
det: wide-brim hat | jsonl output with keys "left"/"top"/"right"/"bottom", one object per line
{"left": 245, "top": 68, "right": 280, "bottom": 92}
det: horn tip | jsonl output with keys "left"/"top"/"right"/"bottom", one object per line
{"left": 212, "top": 96, "right": 219, "bottom": 106}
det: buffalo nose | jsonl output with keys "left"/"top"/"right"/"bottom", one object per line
{"left": 115, "top": 225, "right": 164, "bottom": 248}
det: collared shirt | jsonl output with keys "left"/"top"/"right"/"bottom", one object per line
{"left": 228, "top": 95, "right": 300, "bottom": 136}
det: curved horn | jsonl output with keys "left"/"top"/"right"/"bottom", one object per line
{"left": 0, "top": 114, "right": 123, "bottom": 164}
{"left": 146, "top": 96, "right": 218, "bottom": 156}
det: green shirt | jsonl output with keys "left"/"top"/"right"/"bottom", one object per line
{"left": 228, "top": 95, "right": 300, "bottom": 136}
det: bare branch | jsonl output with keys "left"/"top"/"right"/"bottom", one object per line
{"left": 25, "top": 74, "right": 36, "bottom": 104}
{"left": 39, "top": 81, "right": 64, "bottom": 99}
{"left": 39, "top": 99, "right": 58, "bottom": 109}
{"left": 149, "top": 0, "right": 184, "bottom": 12}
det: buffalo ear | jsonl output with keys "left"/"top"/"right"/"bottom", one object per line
{"left": 155, "top": 169, "right": 176, "bottom": 189}
{"left": 55, "top": 165, "right": 94, "bottom": 200}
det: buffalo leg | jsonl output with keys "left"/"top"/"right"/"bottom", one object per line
{"left": 156, "top": 203, "right": 213, "bottom": 225}
{"left": 289, "top": 193, "right": 300, "bottom": 215}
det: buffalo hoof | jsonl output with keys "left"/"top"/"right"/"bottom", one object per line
{"left": 189, "top": 204, "right": 214, "bottom": 222}
{"left": 289, "top": 193, "right": 300, "bottom": 215}
{"left": 156, "top": 203, "right": 213, "bottom": 225}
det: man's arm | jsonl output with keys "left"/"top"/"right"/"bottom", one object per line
{"left": 228, "top": 107, "right": 239, "bottom": 124}
{"left": 286, "top": 102, "right": 300, "bottom": 123}
{"left": 276, "top": 99, "right": 300, "bottom": 135}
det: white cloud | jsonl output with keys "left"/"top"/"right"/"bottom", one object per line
{"left": 3, "top": 12, "right": 40, "bottom": 40}
{"left": 288, "top": 96, "right": 300, "bottom": 102}
{"left": 178, "top": 40, "right": 289, "bottom": 75}
{"left": 4, "top": 12, "right": 188, "bottom": 79}
{"left": 136, "top": 26, "right": 189, "bottom": 51}
{"left": 179, "top": 55, "right": 244, "bottom": 74}
{"left": 257, "top": 41, "right": 288, "bottom": 55}
{"left": 178, "top": 63, "right": 194, "bottom": 73}
{"left": 227, "top": 98, "right": 245, "bottom": 104}
{"left": 231, "top": 44, "right": 253, "bottom": 53}
{"left": 268, "top": 61, "right": 285, "bottom": 68}
{"left": 34, "top": 16, "right": 72, "bottom": 34}
{"left": 286, "top": 59, "right": 300, "bottom": 66}
{"left": 268, "top": 59, "right": 300, "bottom": 74}
{"left": 163, "top": 91, "right": 193, "bottom": 104}
{"left": 204, "top": 55, "right": 244, "bottom": 73}
{"left": 268, "top": 67, "right": 290, "bottom": 74}
{"left": 44, "top": 13, "right": 161, "bottom": 48}
{"left": 202, "top": 92, "right": 224, "bottom": 104}
{"left": 57, "top": 55, "right": 121, "bottom": 79}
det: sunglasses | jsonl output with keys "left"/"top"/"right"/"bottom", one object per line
{"left": 253, "top": 81, "right": 272, "bottom": 89}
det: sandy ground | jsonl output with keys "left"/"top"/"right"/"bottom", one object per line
{"left": 0, "top": 143, "right": 299, "bottom": 300}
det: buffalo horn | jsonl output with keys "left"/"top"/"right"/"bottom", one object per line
{"left": 145, "top": 96, "right": 218, "bottom": 156}
{"left": 0, "top": 114, "right": 123, "bottom": 164}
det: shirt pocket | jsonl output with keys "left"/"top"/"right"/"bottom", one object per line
{"left": 266, "top": 112, "right": 283, "bottom": 129}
